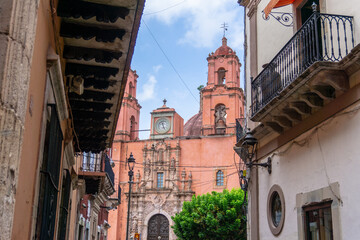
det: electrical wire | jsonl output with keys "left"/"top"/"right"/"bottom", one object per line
{"left": 116, "top": 169, "right": 239, "bottom": 190}
{"left": 111, "top": 158, "right": 240, "bottom": 171}
{"left": 263, "top": 103, "right": 360, "bottom": 205}
{"left": 142, "top": 19, "right": 199, "bottom": 104}
{"left": 107, "top": 157, "right": 239, "bottom": 168}
{"left": 191, "top": 170, "right": 239, "bottom": 187}
{"left": 143, "top": 1, "right": 186, "bottom": 16}
{"left": 268, "top": 104, "right": 360, "bottom": 159}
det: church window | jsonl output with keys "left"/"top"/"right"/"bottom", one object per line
{"left": 216, "top": 170, "right": 224, "bottom": 186}
{"left": 217, "top": 68, "right": 226, "bottom": 85}
{"left": 157, "top": 172, "right": 164, "bottom": 188}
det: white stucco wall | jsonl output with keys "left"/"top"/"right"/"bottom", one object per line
{"left": 255, "top": 0, "right": 360, "bottom": 70}
{"left": 256, "top": 2, "right": 293, "bottom": 74}
{"left": 326, "top": 0, "right": 359, "bottom": 46}
{"left": 243, "top": 0, "right": 359, "bottom": 120}
{"left": 242, "top": 0, "right": 360, "bottom": 237}
{"left": 256, "top": 101, "right": 360, "bottom": 239}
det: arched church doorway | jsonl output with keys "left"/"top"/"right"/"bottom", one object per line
{"left": 147, "top": 214, "right": 169, "bottom": 240}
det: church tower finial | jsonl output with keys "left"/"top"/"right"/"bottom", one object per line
{"left": 220, "top": 22, "right": 228, "bottom": 38}
{"left": 222, "top": 37, "right": 227, "bottom": 46}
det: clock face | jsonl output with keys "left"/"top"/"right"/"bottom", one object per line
{"left": 155, "top": 118, "right": 170, "bottom": 133}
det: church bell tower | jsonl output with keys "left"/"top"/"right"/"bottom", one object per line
{"left": 201, "top": 37, "right": 244, "bottom": 135}
{"left": 114, "top": 69, "right": 141, "bottom": 141}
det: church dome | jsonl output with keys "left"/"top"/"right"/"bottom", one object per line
{"left": 214, "top": 37, "right": 235, "bottom": 56}
{"left": 184, "top": 112, "right": 202, "bottom": 136}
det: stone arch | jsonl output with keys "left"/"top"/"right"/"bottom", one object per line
{"left": 147, "top": 214, "right": 169, "bottom": 240}
{"left": 217, "top": 67, "right": 226, "bottom": 85}
{"left": 142, "top": 209, "right": 175, "bottom": 240}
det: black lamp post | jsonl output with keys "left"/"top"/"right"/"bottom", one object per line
{"left": 242, "top": 129, "right": 271, "bottom": 173}
{"left": 234, "top": 129, "right": 271, "bottom": 190}
{"left": 241, "top": 129, "right": 258, "bottom": 163}
{"left": 126, "top": 153, "right": 136, "bottom": 240}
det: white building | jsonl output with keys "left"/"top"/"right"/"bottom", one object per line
{"left": 237, "top": 0, "right": 360, "bottom": 239}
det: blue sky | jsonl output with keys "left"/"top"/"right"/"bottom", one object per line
{"left": 130, "top": 0, "right": 245, "bottom": 139}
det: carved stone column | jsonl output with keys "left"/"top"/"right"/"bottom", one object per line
{"left": 181, "top": 170, "right": 186, "bottom": 191}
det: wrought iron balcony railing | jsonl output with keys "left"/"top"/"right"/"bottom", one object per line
{"left": 104, "top": 155, "right": 115, "bottom": 186}
{"left": 236, "top": 118, "right": 246, "bottom": 143}
{"left": 81, "top": 152, "right": 102, "bottom": 172}
{"left": 80, "top": 152, "right": 115, "bottom": 187}
{"left": 251, "top": 12, "right": 354, "bottom": 118}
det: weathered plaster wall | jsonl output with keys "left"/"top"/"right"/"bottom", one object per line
{"left": 68, "top": 188, "right": 80, "bottom": 240}
{"left": 256, "top": 101, "right": 360, "bottom": 239}
{"left": 0, "top": 0, "right": 39, "bottom": 239}
{"left": 11, "top": 0, "right": 57, "bottom": 238}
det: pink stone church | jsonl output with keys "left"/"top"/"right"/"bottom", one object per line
{"left": 108, "top": 37, "right": 245, "bottom": 240}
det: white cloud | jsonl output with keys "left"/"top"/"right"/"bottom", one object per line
{"left": 143, "top": 0, "right": 244, "bottom": 49}
{"left": 153, "top": 64, "right": 163, "bottom": 73}
{"left": 137, "top": 75, "right": 157, "bottom": 101}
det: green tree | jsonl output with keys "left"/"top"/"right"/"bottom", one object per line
{"left": 171, "top": 188, "right": 247, "bottom": 240}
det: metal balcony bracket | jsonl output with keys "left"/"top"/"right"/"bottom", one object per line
{"left": 262, "top": 11, "right": 293, "bottom": 27}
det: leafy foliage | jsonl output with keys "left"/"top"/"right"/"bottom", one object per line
{"left": 171, "top": 188, "right": 247, "bottom": 240}
{"left": 197, "top": 85, "right": 204, "bottom": 92}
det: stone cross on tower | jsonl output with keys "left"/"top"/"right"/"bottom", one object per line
{"left": 163, "top": 98, "right": 167, "bottom": 106}
{"left": 221, "top": 22, "right": 228, "bottom": 37}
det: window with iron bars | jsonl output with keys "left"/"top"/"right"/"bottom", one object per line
{"left": 157, "top": 172, "right": 164, "bottom": 188}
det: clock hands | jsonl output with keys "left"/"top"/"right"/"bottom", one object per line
{"left": 156, "top": 119, "right": 169, "bottom": 132}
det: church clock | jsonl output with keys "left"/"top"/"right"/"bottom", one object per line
{"left": 155, "top": 118, "right": 170, "bottom": 133}
{"left": 150, "top": 99, "right": 184, "bottom": 139}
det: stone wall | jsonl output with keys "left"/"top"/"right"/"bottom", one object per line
{"left": 0, "top": 0, "right": 39, "bottom": 239}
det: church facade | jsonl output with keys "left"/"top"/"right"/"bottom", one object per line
{"left": 108, "top": 38, "right": 245, "bottom": 240}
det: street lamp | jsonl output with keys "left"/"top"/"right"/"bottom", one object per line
{"left": 126, "top": 153, "right": 136, "bottom": 240}
{"left": 241, "top": 129, "right": 258, "bottom": 163}
{"left": 234, "top": 129, "right": 271, "bottom": 191}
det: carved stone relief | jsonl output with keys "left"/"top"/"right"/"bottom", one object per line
{"left": 128, "top": 141, "right": 194, "bottom": 240}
